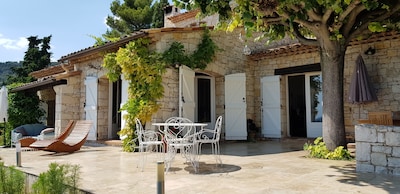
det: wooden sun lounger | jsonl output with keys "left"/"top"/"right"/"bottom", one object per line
{"left": 30, "top": 120, "right": 93, "bottom": 153}
{"left": 19, "top": 120, "right": 75, "bottom": 147}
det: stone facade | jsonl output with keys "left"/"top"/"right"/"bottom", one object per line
{"left": 36, "top": 27, "right": 400, "bottom": 142}
{"left": 249, "top": 35, "right": 400, "bottom": 140}
{"left": 148, "top": 29, "right": 248, "bottom": 138}
{"left": 355, "top": 124, "right": 400, "bottom": 176}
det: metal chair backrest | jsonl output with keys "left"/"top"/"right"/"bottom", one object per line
{"left": 164, "top": 117, "right": 194, "bottom": 143}
{"left": 135, "top": 118, "right": 161, "bottom": 144}
{"left": 213, "top": 116, "right": 223, "bottom": 141}
{"left": 198, "top": 116, "right": 223, "bottom": 142}
{"left": 135, "top": 118, "right": 145, "bottom": 144}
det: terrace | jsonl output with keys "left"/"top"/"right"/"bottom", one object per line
{"left": 0, "top": 139, "right": 399, "bottom": 193}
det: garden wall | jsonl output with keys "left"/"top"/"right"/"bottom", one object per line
{"left": 355, "top": 124, "right": 400, "bottom": 176}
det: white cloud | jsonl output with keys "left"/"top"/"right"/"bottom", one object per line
{"left": 0, "top": 34, "right": 28, "bottom": 50}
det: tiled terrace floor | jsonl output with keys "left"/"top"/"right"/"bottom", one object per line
{"left": 1, "top": 139, "right": 399, "bottom": 194}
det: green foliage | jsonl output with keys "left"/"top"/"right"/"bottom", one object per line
{"left": 162, "top": 42, "right": 191, "bottom": 66}
{"left": 7, "top": 36, "right": 52, "bottom": 84}
{"left": 93, "top": 0, "right": 169, "bottom": 45}
{"left": 105, "top": 0, "right": 154, "bottom": 39}
{"left": 368, "top": 22, "right": 387, "bottom": 32}
{"left": 162, "top": 29, "right": 219, "bottom": 69}
{"left": 190, "top": 29, "right": 219, "bottom": 69}
{"left": 303, "top": 137, "right": 353, "bottom": 160}
{"left": 32, "top": 162, "right": 81, "bottom": 194}
{"left": 7, "top": 83, "right": 45, "bottom": 128}
{"left": 152, "top": 0, "right": 169, "bottom": 28}
{"left": 188, "top": 0, "right": 400, "bottom": 47}
{"left": 103, "top": 38, "right": 165, "bottom": 152}
{"left": 5, "top": 36, "right": 51, "bottom": 130}
{"left": 120, "top": 132, "right": 137, "bottom": 152}
{"left": 1, "top": 122, "right": 12, "bottom": 147}
{"left": 0, "top": 162, "right": 25, "bottom": 194}
{"left": 0, "top": 62, "right": 21, "bottom": 85}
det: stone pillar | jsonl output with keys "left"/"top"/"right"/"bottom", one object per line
{"left": 53, "top": 79, "right": 79, "bottom": 136}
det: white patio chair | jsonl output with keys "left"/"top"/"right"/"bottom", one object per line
{"left": 163, "top": 117, "right": 196, "bottom": 172}
{"left": 196, "top": 116, "right": 223, "bottom": 165}
{"left": 135, "top": 118, "right": 164, "bottom": 171}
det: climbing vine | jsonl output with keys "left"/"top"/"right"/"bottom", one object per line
{"left": 163, "top": 28, "right": 219, "bottom": 69}
{"left": 102, "top": 29, "right": 218, "bottom": 151}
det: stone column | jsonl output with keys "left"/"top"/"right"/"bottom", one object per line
{"left": 53, "top": 79, "right": 79, "bottom": 136}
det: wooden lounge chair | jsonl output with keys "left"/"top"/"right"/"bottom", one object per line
{"left": 19, "top": 120, "right": 75, "bottom": 147}
{"left": 358, "top": 111, "right": 393, "bottom": 125}
{"left": 29, "top": 120, "right": 93, "bottom": 153}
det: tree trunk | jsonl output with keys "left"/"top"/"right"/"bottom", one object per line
{"left": 320, "top": 47, "right": 346, "bottom": 151}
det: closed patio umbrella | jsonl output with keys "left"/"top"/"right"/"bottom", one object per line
{"left": 348, "top": 55, "right": 377, "bottom": 104}
{"left": 0, "top": 86, "right": 7, "bottom": 146}
{"left": 0, "top": 86, "right": 7, "bottom": 122}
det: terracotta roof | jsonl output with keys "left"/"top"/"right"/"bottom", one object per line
{"left": 168, "top": 10, "right": 200, "bottom": 23}
{"left": 30, "top": 63, "right": 74, "bottom": 79}
{"left": 249, "top": 31, "right": 400, "bottom": 60}
{"left": 31, "top": 27, "right": 210, "bottom": 78}
{"left": 58, "top": 31, "right": 148, "bottom": 63}
{"left": 249, "top": 43, "right": 319, "bottom": 60}
{"left": 10, "top": 77, "right": 67, "bottom": 93}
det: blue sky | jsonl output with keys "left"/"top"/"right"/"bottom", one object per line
{"left": 0, "top": 1, "right": 113, "bottom": 62}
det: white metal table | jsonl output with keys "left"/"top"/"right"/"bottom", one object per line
{"left": 152, "top": 122, "right": 207, "bottom": 172}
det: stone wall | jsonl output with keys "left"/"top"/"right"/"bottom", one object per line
{"left": 355, "top": 124, "right": 400, "bottom": 176}
{"left": 149, "top": 29, "right": 248, "bottom": 137}
{"left": 250, "top": 36, "right": 400, "bottom": 140}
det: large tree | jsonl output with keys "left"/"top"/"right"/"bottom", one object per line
{"left": 96, "top": 0, "right": 169, "bottom": 44}
{"left": 105, "top": 0, "right": 156, "bottom": 38}
{"left": 7, "top": 36, "right": 52, "bottom": 83}
{"left": 152, "top": 0, "right": 170, "bottom": 28}
{"left": 175, "top": 0, "right": 400, "bottom": 150}
{"left": 6, "top": 35, "right": 51, "bottom": 128}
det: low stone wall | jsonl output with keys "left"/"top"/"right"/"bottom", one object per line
{"left": 355, "top": 124, "right": 400, "bottom": 176}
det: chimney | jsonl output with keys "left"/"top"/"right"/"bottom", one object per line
{"left": 164, "top": 5, "right": 181, "bottom": 27}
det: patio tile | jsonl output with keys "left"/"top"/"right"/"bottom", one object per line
{"left": 1, "top": 139, "right": 399, "bottom": 194}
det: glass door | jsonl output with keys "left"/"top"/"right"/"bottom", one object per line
{"left": 305, "top": 73, "right": 322, "bottom": 137}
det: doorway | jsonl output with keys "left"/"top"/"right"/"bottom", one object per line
{"left": 288, "top": 75, "right": 307, "bottom": 137}
{"left": 195, "top": 73, "right": 215, "bottom": 128}
{"left": 180, "top": 66, "right": 215, "bottom": 129}
{"left": 111, "top": 79, "right": 122, "bottom": 139}
{"left": 288, "top": 73, "right": 322, "bottom": 138}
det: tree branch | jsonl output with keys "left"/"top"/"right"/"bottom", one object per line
{"left": 261, "top": 16, "right": 285, "bottom": 24}
{"left": 338, "top": 0, "right": 361, "bottom": 22}
{"left": 348, "top": 3, "right": 400, "bottom": 41}
{"left": 307, "top": 9, "right": 322, "bottom": 22}
{"left": 279, "top": 10, "right": 315, "bottom": 29}
{"left": 342, "top": 4, "right": 366, "bottom": 37}
{"left": 322, "top": 9, "right": 333, "bottom": 24}
{"left": 292, "top": 25, "right": 319, "bottom": 46}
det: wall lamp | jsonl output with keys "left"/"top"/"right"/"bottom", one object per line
{"left": 365, "top": 47, "right": 376, "bottom": 55}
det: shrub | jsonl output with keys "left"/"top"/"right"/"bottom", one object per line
{"left": 0, "top": 162, "right": 25, "bottom": 194}
{"left": 32, "top": 162, "right": 81, "bottom": 194}
{"left": 303, "top": 137, "right": 353, "bottom": 160}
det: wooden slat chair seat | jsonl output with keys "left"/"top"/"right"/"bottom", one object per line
{"left": 369, "top": 111, "right": 393, "bottom": 125}
{"left": 30, "top": 120, "right": 93, "bottom": 153}
{"left": 19, "top": 120, "right": 75, "bottom": 147}
{"left": 358, "top": 111, "right": 393, "bottom": 125}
